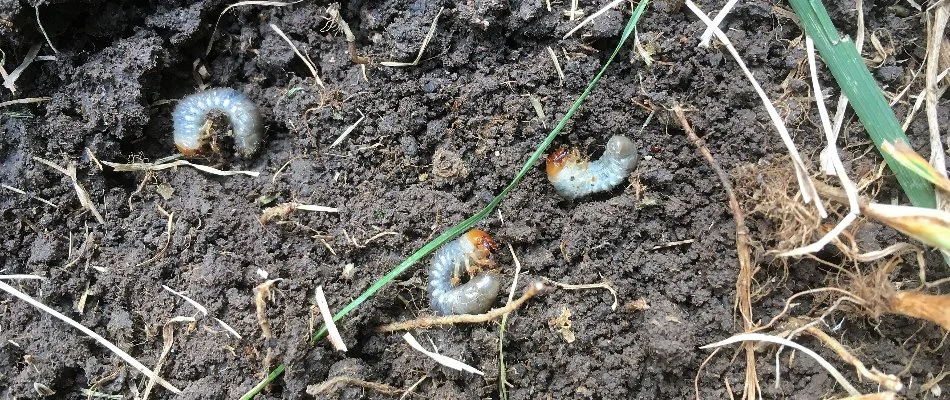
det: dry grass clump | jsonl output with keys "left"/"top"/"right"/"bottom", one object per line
{"left": 734, "top": 157, "right": 950, "bottom": 332}
{"left": 845, "top": 257, "right": 950, "bottom": 332}
{"left": 733, "top": 159, "right": 824, "bottom": 252}
{"left": 842, "top": 258, "right": 898, "bottom": 322}
{"left": 732, "top": 157, "right": 880, "bottom": 256}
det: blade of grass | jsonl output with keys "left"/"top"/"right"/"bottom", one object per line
{"left": 239, "top": 364, "right": 285, "bottom": 400}
{"left": 787, "top": 0, "right": 936, "bottom": 208}
{"left": 882, "top": 140, "right": 950, "bottom": 194}
{"left": 312, "top": 0, "right": 650, "bottom": 342}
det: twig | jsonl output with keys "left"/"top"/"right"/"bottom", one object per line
{"left": 376, "top": 282, "right": 547, "bottom": 332}
{"left": 0, "top": 281, "right": 181, "bottom": 394}
{"left": 380, "top": 8, "right": 444, "bottom": 67}
{"left": 672, "top": 105, "right": 758, "bottom": 400}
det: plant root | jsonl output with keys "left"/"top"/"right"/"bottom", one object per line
{"left": 673, "top": 105, "right": 758, "bottom": 400}
{"left": 376, "top": 282, "right": 548, "bottom": 332}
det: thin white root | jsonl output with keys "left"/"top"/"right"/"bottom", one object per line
{"left": 206, "top": 1, "right": 300, "bottom": 56}
{"left": 0, "top": 281, "right": 181, "bottom": 394}
{"left": 0, "top": 97, "right": 51, "bottom": 107}
{"left": 701, "top": 332, "right": 860, "bottom": 396}
{"left": 402, "top": 333, "right": 483, "bottom": 375}
{"left": 33, "top": 156, "right": 105, "bottom": 224}
{"left": 314, "top": 286, "right": 347, "bottom": 352}
{"left": 329, "top": 109, "right": 365, "bottom": 148}
{"left": 162, "top": 285, "right": 208, "bottom": 315}
{"left": 2, "top": 44, "right": 40, "bottom": 94}
{"left": 685, "top": 1, "right": 827, "bottom": 219}
{"left": 779, "top": 38, "right": 860, "bottom": 257}
{"left": 102, "top": 159, "right": 259, "bottom": 177}
{"left": 562, "top": 0, "right": 624, "bottom": 39}
{"left": 543, "top": 276, "right": 619, "bottom": 310}
{"left": 35, "top": 3, "right": 58, "bottom": 54}
{"left": 505, "top": 244, "right": 524, "bottom": 305}
{"left": 268, "top": 23, "right": 325, "bottom": 88}
{"left": 698, "top": 0, "right": 739, "bottom": 47}
{"left": 0, "top": 275, "right": 47, "bottom": 280}
{"left": 380, "top": 8, "right": 444, "bottom": 67}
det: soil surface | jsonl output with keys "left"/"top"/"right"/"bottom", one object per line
{"left": 1, "top": 0, "right": 948, "bottom": 399}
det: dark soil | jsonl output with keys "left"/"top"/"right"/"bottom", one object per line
{"left": 1, "top": 0, "right": 948, "bottom": 398}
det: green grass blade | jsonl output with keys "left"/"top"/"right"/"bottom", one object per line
{"left": 312, "top": 0, "right": 650, "bottom": 342}
{"left": 239, "top": 364, "right": 285, "bottom": 400}
{"left": 787, "top": 0, "right": 936, "bottom": 208}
